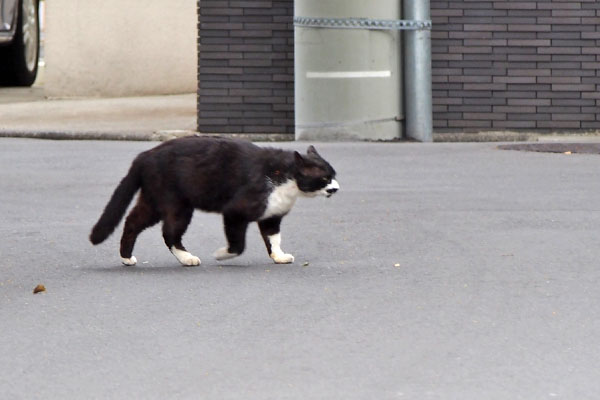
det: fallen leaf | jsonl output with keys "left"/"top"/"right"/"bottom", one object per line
{"left": 33, "top": 284, "right": 46, "bottom": 294}
{"left": 302, "top": 261, "right": 309, "bottom": 267}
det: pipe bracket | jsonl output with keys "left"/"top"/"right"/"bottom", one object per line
{"left": 294, "top": 17, "right": 432, "bottom": 31}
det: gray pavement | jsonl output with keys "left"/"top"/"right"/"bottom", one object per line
{"left": 2, "top": 137, "right": 600, "bottom": 399}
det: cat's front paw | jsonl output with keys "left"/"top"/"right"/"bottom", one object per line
{"left": 170, "top": 247, "right": 201, "bottom": 267}
{"left": 180, "top": 255, "right": 201, "bottom": 267}
{"left": 213, "top": 247, "right": 239, "bottom": 261}
{"left": 271, "top": 253, "right": 294, "bottom": 264}
{"left": 121, "top": 256, "right": 137, "bottom": 266}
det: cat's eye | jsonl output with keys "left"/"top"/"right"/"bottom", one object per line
{"left": 322, "top": 177, "right": 330, "bottom": 182}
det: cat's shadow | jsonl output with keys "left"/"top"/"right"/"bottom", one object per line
{"left": 88, "top": 261, "right": 270, "bottom": 274}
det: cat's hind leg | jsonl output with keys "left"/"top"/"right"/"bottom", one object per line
{"left": 162, "top": 205, "right": 200, "bottom": 266}
{"left": 258, "top": 217, "right": 294, "bottom": 264}
{"left": 120, "top": 193, "right": 160, "bottom": 266}
{"left": 213, "top": 214, "right": 248, "bottom": 261}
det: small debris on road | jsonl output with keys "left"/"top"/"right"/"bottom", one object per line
{"left": 33, "top": 284, "right": 46, "bottom": 294}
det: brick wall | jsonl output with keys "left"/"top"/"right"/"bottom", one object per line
{"left": 197, "top": 0, "right": 294, "bottom": 136}
{"left": 431, "top": 0, "right": 600, "bottom": 133}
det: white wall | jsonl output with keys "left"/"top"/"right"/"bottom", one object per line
{"left": 44, "top": 0, "right": 196, "bottom": 97}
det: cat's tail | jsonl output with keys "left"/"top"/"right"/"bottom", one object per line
{"left": 89, "top": 161, "right": 142, "bottom": 245}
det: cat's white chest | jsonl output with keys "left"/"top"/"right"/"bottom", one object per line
{"left": 261, "top": 179, "right": 299, "bottom": 220}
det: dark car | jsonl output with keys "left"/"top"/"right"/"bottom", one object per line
{"left": 0, "top": 0, "right": 39, "bottom": 86}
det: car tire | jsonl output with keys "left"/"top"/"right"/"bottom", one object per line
{"left": 0, "top": 0, "right": 40, "bottom": 87}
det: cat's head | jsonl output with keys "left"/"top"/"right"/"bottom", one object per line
{"left": 294, "top": 146, "right": 339, "bottom": 198}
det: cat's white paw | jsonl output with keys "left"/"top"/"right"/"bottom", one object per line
{"left": 271, "top": 253, "right": 294, "bottom": 264}
{"left": 266, "top": 233, "right": 294, "bottom": 264}
{"left": 170, "top": 247, "right": 201, "bottom": 267}
{"left": 181, "top": 255, "right": 201, "bottom": 267}
{"left": 213, "top": 247, "right": 239, "bottom": 261}
{"left": 121, "top": 256, "right": 137, "bottom": 266}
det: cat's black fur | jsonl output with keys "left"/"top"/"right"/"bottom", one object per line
{"left": 90, "top": 136, "right": 338, "bottom": 266}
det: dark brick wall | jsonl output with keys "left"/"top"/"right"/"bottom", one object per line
{"left": 197, "top": 0, "right": 294, "bottom": 135}
{"left": 431, "top": 1, "right": 600, "bottom": 132}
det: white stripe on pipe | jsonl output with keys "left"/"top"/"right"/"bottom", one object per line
{"left": 306, "top": 70, "right": 391, "bottom": 79}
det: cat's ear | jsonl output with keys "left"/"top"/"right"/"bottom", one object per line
{"left": 294, "top": 151, "right": 306, "bottom": 168}
{"left": 307, "top": 145, "right": 320, "bottom": 156}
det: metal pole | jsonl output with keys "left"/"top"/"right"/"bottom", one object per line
{"left": 403, "top": 0, "right": 433, "bottom": 142}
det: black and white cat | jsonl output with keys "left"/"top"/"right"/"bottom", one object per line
{"left": 90, "top": 136, "right": 339, "bottom": 266}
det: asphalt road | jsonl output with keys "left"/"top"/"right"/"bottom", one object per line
{"left": 2, "top": 138, "right": 600, "bottom": 399}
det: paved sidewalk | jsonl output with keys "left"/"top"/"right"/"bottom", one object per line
{"left": 0, "top": 88, "right": 197, "bottom": 140}
{"left": 3, "top": 86, "right": 600, "bottom": 144}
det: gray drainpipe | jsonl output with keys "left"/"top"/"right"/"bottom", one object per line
{"left": 403, "top": 0, "right": 433, "bottom": 142}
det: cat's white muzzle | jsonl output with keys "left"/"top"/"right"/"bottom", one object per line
{"left": 324, "top": 179, "right": 340, "bottom": 198}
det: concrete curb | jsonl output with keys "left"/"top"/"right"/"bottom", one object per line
{"left": 433, "top": 131, "right": 538, "bottom": 142}
{"left": 0, "top": 130, "right": 157, "bottom": 141}
{"left": 498, "top": 142, "right": 600, "bottom": 154}
{"left": 4, "top": 129, "right": 600, "bottom": 143}
{"left": 0, "top": 130, "right": 296, "bottom": 142}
